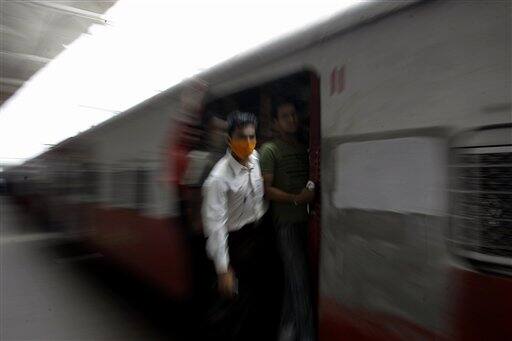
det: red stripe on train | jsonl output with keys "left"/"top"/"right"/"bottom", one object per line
{"left": 86, "top": 204, "right": 193, "bottom": 299}
{"left": 319, "top": 299, "right": 442, "bottom": 341}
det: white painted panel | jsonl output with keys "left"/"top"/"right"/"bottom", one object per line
{"left": 332, "top": 137, "right": 447, "bottom": 215}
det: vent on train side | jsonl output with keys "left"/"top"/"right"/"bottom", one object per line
{"left": 449, "top": 124, "right": 512, "bottom": 272}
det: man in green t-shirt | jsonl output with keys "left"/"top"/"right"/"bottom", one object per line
{"left": 259, "top": 98, "right": 314, "bottom": 341}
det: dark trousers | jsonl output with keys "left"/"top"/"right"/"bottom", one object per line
{"left": 206, "top": 219, "right": 282, "bottom": 341}
{"left": 276, "top": 221, "right": 314, "bottom": 341}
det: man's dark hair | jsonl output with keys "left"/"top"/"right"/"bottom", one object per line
{"left": 272, "top": 96, "right": 298, "bottom": 120}
{"left": 227, "top": 111, "right": 258, "bottom": 136}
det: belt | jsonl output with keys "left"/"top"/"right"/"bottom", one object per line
{"left": 247, "top": 217, "right": 264, "bottom": 228}
{"left": 229, "top": 220, "right": 261, "bottom": 237}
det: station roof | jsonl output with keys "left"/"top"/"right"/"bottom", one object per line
{"left": 0, "top": 0, "right": 117, "bottom": 107}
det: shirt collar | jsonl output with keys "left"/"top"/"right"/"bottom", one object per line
{"left": 227, "top": 150, "right": 254, "bottom": 176}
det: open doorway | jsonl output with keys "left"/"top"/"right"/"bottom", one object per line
{"left": 201, "top": 69, "right": 322, "bottom": 313}
{"left": 177, "top": 69, "right": 322, "bottom": 338}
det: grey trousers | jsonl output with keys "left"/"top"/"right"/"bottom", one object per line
{"left": 276, "top": 221, "right": 315, "bottom": 341}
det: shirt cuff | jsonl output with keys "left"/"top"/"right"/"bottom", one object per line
{"left": 213, "top": 254, "right": 229, "bottom": 274}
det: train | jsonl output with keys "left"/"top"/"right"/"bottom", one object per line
{"left": 4, "top": 0, "right": 511, "bottom": 340}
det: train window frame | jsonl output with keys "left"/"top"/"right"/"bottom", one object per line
{"left": 448, "top": 124, "right": 512, "bottom": 274}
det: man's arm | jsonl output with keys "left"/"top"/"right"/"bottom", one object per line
{"left": 262, "top": 173, "right": 314, "bottom": 205}
{"left": 202, "top": 177, "right": 236, "bottom": 296}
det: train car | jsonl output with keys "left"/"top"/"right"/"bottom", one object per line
{"left": 11, "top": 0, "right": 511, "bottom": 339}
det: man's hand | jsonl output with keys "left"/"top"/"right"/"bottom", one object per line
{"left": 218, "top": 268, "right": 236, "bottom": 298}
{"left": 294, "top": 188, "right": 315, "bottom": 205}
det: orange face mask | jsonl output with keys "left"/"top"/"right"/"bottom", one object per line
{"left": 230, "top": 138, "right": 256, "bottom": 160}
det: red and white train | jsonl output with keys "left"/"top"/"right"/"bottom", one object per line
{"left": 5, "top": 1, "right": 511, "bottom": 339}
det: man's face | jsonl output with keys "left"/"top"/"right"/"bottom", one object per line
{"left": 231, "top": 125, "right": 256, "bottom": 143}
{"left": 229, "top": 124, "right": 257, "bottom": 161}
{"left": 275, "top": 103, "right": 299, "bottom": 134}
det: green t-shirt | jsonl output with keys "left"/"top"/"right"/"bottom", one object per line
{"left": 259, "top": 139, "right": 309, "bottom": 223}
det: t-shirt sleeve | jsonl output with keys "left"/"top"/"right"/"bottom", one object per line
{"left": 259, "top": 143, "right": 276, "bottom": 175}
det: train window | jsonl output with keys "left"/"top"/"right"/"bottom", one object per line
{"left": 81, "top": 164, "right": 99, "bottom": 200}
{"left": 87, "top": 170, "right": 99, "bottom": 198}
{"left": 135, "top": 168, "right": 148, "bottom": 210}
{"left": 110, "top": 169, "right": 135, "bottom": 207}
{"left": 332, "top": 136, "right": 447, "bottom": 215}
{"left": 449, "top": 124, "right": 512, "bottom": 273}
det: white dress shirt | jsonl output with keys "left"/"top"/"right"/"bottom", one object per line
{"left": 202, "top": 150, "right": 267, "bottom": 273}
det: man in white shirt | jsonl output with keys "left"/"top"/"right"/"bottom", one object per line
{"left": 202, "top": 111, "right": 268, "bottom": 340}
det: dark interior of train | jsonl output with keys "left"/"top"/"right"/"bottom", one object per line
{"left": 203, "top": 71, "right": 312, "bottom": 149}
